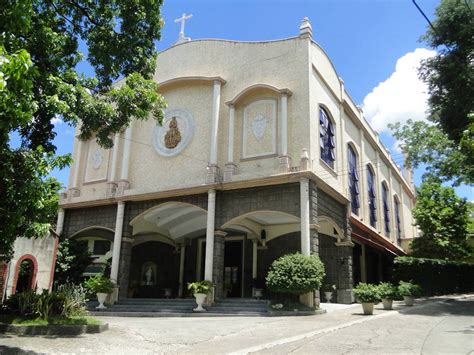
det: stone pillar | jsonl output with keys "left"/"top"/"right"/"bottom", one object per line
{"left": 279, "top": 93, "right": 290, "bottom": 173}
{"left": 212, "top": 231, "right": 226, "bottom": 300}
{"left": 117, "top": 123, "right": 133, "bottom": 195}
{"left": 252, "top": 240, "right": 258, "bottom": 279}
{"left": 361, "top": 244, "right": 367, "bottom": 283}
{"left": 309, "top": 182, "right": 321, "bottom": 307}
{"left": 207, "top": 80, "right": 222, "bottom": 183}
{"left": 359, "top": 128, "right": 367, "bottom": 221}
{"left": 335, "top": 244, "right": 354, "bottom": 304}
{"left": 375, "top": 151, "right": 383, "bottom": 232}
{"left": 204, "top": 189, "right": 216, "bottom": 281}
{"left": 224, "top": 105, "right": 237, "bottom": 182}
{"left": 118, "top": 238, "right": 133, "bottom": 299}
{"left": 110, "top": 201, "right": 125, "bottom": 284}
{"left": 178, "top": 244, "right": 186, "bottom": 297}
{"left": 56, "top": 208, "right": 65, "bottom": 235}
{"left": 107, "top": 132, "right": 121, "bottom": 197}
{"left": 300, "top": 177, "right": 311, "bottom": 256}
{"left": 70, "top": 136, "right": 83, "bottom": 197}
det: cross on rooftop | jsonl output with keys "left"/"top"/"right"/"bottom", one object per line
{"left": 174, "top": 13, "right": 193, "bottom": 44}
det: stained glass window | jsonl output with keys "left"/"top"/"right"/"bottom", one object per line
{"left": 394, "top": 197, "right": 402, "bottom": 243}
{"left": 367, "top": 165, "right": 377, "bottom": 228}
{"left": 320, "top": 107, "right": 335, "bottom": 168}
{"left": 348, "top": 145, "right": 359, "bottom": 215}
{"left": 382, "top": 183, "right": 390, "bottom": 236}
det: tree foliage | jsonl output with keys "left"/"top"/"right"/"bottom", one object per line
{"left": 410, "top": 179, "right": 471, "bottom": 260}
{"left": 389, "top": 0, "right": 474, "bottom": 185}
{"left": 54, "top": 234, "right": 92, "bottom": 286}
{"left": 0, "top": 0, "right": 166, "bottom": 259}
{"left": 390, "top": 119, "right": 473, "bottom": 185}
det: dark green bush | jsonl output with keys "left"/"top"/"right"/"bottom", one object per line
{"left": 392, "top": 257, "right": 474, "bottom": 295}
{"left": 266, "top": 253, "right": 325, "bottom": 295}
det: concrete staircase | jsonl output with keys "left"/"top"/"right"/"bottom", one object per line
{"left": 89, "top": 298, "right": 269, "bottom": 317}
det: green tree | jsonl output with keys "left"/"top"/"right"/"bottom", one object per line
{"left": 411, "top": 179, "right": 471, "bottom": 260}
{"left": 0, "top": 0, "right": 166, "bottom": 259}
{"left": 390, "top": 0, "right": 474, "bottom": 185}
{"left": 419, "top": 0, "right": 473, "bottom": 145}
{"left": 54, "top": 235, "right": 92, "bottom": 286}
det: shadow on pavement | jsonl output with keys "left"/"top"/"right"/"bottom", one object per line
{"left": 0, "top": 345, "right": 39, "bottom": 354}
{"left": 398, "top": 297, "right": 474, "bottom": 317}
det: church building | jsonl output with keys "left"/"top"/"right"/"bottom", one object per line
{"left": 54, "top": 18, "right": 417, "bottom": 304}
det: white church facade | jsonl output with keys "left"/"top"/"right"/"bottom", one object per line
{"left": 55, "top": 18, "right": 417, "bottom": 304}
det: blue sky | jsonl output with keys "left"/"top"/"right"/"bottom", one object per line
{"left": 50, "top": 0, "right": 472, "bottom": 200}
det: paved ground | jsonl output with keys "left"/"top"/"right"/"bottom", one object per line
{"left": 0, "top": 295, "right": 472, "bottom": 354}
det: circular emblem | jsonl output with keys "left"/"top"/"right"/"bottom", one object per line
{"left": 153, "top": 109, "right": 195, "bottom": 157}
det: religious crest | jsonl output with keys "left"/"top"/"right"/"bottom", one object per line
{"left": 153, "top": 109, "right": 195, "bottom": 157}
{"left": 164, "top": 117, "right": 182, "bottom": 149}
{"left": 252, "top": 114, "right": 268, "bottom": 141}
{"left": 92, "top": 148, "right": 103, "bottom": 170}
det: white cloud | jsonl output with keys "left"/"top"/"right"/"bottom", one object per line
{"left": 362, "top": 48, "right": 436, "bottom": 133}
{"left": 51, "top": 115, "right": 63, "bottom": 125}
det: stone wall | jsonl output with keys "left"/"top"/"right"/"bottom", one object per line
{"left": 63, "top": 204, "right": 118, "bottom": 237}
{"left": 216, "top": 184, "right": 300, "bottom": 227}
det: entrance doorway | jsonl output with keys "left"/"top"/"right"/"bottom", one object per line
{"left": 224, "top": 240, "right": 243, "bottom": 298}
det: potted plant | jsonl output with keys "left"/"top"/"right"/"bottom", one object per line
{"left": 187, "top": 280, "right": 213, "bottom": 312}
{"left": 84, "top": 275, "right": 114, "bottom": 309}
{"left": 377, "top": 282, "right": 397, "bottom": 310}
{"left": 353, "top": 283, "right": 380, "bottom": 315}
{"left": 398, "top": 281, "right": 422, "bottom": 306}
{"left": 323, "top": 284, "right": 336, "bottom": 303}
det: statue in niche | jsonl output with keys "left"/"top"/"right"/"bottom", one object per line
{"left": 140, "top": 262, "right": 157, "bottom": 286}
{"left": 164, "top": 117, "right": 182, "bottom": 149}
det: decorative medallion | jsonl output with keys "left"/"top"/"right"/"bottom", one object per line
{"left": 92, "top": 148, "right": 103, "bottom": 170}
{"left": 252, "top": 114, "right": 268, "bottom": 141}
{"left": 153, "top": 109, "right": 195, "bottom": 157}
{"left": 164, "top": 117, "right": 182, "bottom": 149}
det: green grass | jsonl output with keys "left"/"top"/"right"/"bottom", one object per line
{"left": 0, "top": 315, "right": 101, "bottom": 326}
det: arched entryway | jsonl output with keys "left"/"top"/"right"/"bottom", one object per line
{"left": 221, "top": 210, "right": 301, "bottom": 298}
{"left": 12, "top": 255, "right": 38, "bottom": 294}
{"left": 129, "top": 202, "right": 208, "bottom": 298}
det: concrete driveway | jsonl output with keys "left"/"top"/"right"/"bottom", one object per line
{"left": 0, "top": 295, "right": 472, "bottom": 354}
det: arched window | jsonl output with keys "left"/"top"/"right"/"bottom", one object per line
{"left": 394, "top": 196, "right": 402, "bottom": 243}
{"left": 367, "top": 165, "right": 377, "bottom": 228}
{"left": 319, "top": 107, "right": 335, "bottom": 168}
{"left": 348, "top": 145, "right": 359, "bottom": 215}
{"left": 382, "top": 183, "right": 390, "bottom": 236}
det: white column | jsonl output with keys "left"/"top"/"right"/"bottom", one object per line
{"left": 388, "top": 170, "right": 395, "bottom": 241}
{"left": 109, "top": 133, "right": 121, "bottom": 181}
{"left": 120, "top": 124, "right": 133, "bottom": 181}
{"left": 204, "top": 189, "right": 216, "bottom": 281}
{"left": 227, "top": 105, "right": 235, "bottom": 163}
{"left": 110, "top": 201, "right": 125, "bottom": 284}
{"left": 210, "top": 81, "right": 222, "bottom": 165}
{"left": 300, "top": 178, "right": 311, "bottom": 256}
{"left": 178, "top": 245, "right": 186, "bottom": 297}
{"left": 72, "top": 137, "right": 83, "bottom": 188}
{"left": 280, "top": 94, "right": 288, "bottom": 156}
{"left": 252, "top": 240, "right": 258, "bottom": 279}
{"left": 55, "top": 208, "right": 65, "bottom": 235}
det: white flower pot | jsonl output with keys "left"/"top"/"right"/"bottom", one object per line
{"left": 362, "top": 302, "right": 374, "bottom": 315}
{"left": 382, "top": 298, "right": 393, "bottom": 310}
{"left": 96, "top": 292, "right": 108, "bottom": 309}
{"left": 193, "top": 293, "right": 207, "bottom": 312}
{"left": 324, "top": 291, "right": 333, "bottom": 303}
{"left": 403, "top": 296, "right": 414, "bottom": 306}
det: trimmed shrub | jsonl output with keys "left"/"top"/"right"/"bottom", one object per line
{"left": 266, "top": 253, "right": 325, "bottom": 295}
{"left": 353, "top": 283, "right": 380, "bottom": 303}
{"left": 377, "top": 282, "right": 398, "bottom": 300}
{"left": 392, "top": 257, "right": 474, "bottom": 295}
{"left": 397, "top": 281, "right": 422, "bottom": 298}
